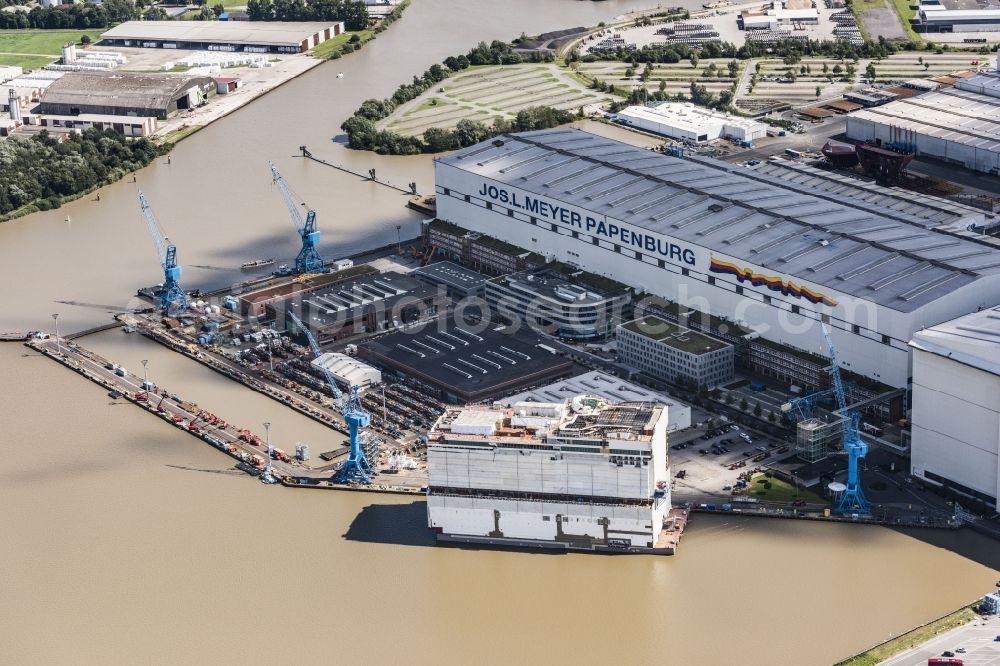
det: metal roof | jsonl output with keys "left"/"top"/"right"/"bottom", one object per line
{"left": 101, "top": 21, "right": 342, "bottom": 47}
{"left": 38, "top": 71, "right": 212, "bottom": 111}
{"left": 749, "top": 158, "right": 988, "bottom": 231}
{"left": 910, "top": 305, "right": 1000, "bottom": 376}
{"left": 438, "top": 128, "right": 1000, "bottom": 312}
{"left": 850, "top": 87, "right": 1000, "bottom": 156}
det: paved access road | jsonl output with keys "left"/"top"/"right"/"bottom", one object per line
{"left": 880, "top": 614, "right": 1000, "bottom": 666}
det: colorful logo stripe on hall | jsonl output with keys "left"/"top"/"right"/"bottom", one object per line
{"left": 709, "top": 258, "right": 838, "bottom": 307}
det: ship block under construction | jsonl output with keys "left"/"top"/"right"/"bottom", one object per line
{"left": 426, "top": 398, "right": 683, "bottom": 554}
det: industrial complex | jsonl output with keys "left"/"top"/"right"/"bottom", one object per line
{"left": 847, "top": 60, "right": 1000, "bottom": 175}
{"left": 100, "top": 21, "right": 345, "bottom": 54}
{"left": 434, "top": 128, "right": 1000, "bottom": 388}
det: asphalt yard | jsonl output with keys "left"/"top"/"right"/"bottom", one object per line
{"left": 880, "top": 614, "right": 1000, "bottom": 666}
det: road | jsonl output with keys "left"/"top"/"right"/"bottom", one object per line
{"left": 880, "top": 614, "right": 1000, "bottom": 666}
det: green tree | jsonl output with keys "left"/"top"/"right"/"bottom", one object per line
{"left": 739, "top": 397, "right": 748, "bottom": 411}
{"left": 865, "top": 62, "right": 877, "bottom": 81}
{"left": 832, "top": 63, "right": 843, "bottom": 75}
{"left": 846, "top": 63, "right": 856, "bottom": 79}
{"left": 212, "top": 3, "right": 225, "bottom": 16}
{"left": 815, "top": 85, "right": 821, "bottom": 97}
{"left": 753, "top": 401, "right": 762, "bottom": 418}
{"left": 727, "top": 60, "right": 738, "bottom": 78}
{"left": 822, "top": 62, "right": 829, "bottom": 74}
{"left": 689, "top": 53, "right": 699, "bottom": 68}
{"left": 768, "top": 410, "right": 777, "bottom": 423}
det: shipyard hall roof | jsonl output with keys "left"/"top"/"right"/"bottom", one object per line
{"left": 437, "top": 128, "right": 1000, "bottom": 313}
{"left": 101, "top": 21, "right": 341, "bottom": 48}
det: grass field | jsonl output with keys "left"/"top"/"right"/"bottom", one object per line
{"left": 887, "top": 0, "right": 921, "bottom": 41}
{"left": 747, "top": 474, "right": 826, "bottom": 504}
{"left": 0, "top": 29, "right": 99, "bottom": 55}
{"left": 836, "top": 607, "right": 977, "bottom": 666}
{"left": 0, "top": 53, "right": 56, "bottom": 68}
{"left": 0, "top": 29, "right": 99, "bottom": 68}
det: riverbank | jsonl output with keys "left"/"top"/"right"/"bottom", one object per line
{"left": 835, "top": 603, "right": 980, "bottom": 665}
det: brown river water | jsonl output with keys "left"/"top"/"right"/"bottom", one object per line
{"left": 2, "top": 1, "right": 999, "bottom": 663}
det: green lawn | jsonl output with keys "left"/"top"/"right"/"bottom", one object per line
{"left": 309, "top": 30, "right": 372, "bottom": 59}
{"left": 0, "top": 29, "right": 99, "bottom": 56}
{"left": 0, "top": 54, "right": 57, "bottom": 69}
{"left": 746, "top": 474, "right": 827, "bottom": 504}
{"left": 887, "top": 0, "right": 921, "bottom": 41}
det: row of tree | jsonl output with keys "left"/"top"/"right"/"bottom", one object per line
{"left": 344, "top": 107, "right": 577, "bottom": 155}
{"left": 575, "top": 35, "right": 936, "bottom": 68}
{"left": 246, "top": 0, "right": 368, "bottom": 30}
{"left": 0, "top": 0, "right": 136, "bottom": 30}
{"left": 0, "top": 129, "right": 165, "bottom": 217}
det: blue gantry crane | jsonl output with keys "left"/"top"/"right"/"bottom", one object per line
{"left": 268, "top": 161, "right": 325, "bottom": 275}
{"left": 822, "top": 324, "right": 870, "bottom": 515}
{"left": 138, "top": 190, "right": 187, "bottom": 317}
{"left": 288, "top": 312, "right": 374, "bottom": 484}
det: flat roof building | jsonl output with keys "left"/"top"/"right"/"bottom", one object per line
{"left": 485, "top": 265, "right": 633, "bottom": 340}
{"left": 426, "top": 398, "right": 674, "bottom": 553}
{"left": 100, "top": 21, "right": 344, "bottom": 54}
{"left": 618, "top": 316, "right": 735, "bottom": 388}
{"left": 412, "top": 261, "right": 489, "bottom": 299}
{"left": 909, "top": 306, "right": 1000, "bottom": 511}
{"left": 434, "top": 128, "right": 1000, "bottom": 388}
{"left": 358, "top": 316, "right": 574, "bottom": 403}
{"left": 615, "top": 102, "right": 768, "bottom": 143}
{"left": 500, "top": 369, "right": 692, "bottom": 432}
{"left": 915, "top": 0, "right": 1000, "bottom": 32}
{"left": 36, "top": 71, "right": 215, "bottom": 119}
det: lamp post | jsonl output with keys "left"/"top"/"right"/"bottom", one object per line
{"left": 396, "top": 225, "right": 402, "bottom": 254}
{"left": 52, "top": 313, "right": 61, "bottom": 354}
{"left": 261, "top": 421, "right": 275, "bottom": 484}
{"left": 141, "top": 359, "right": 148, "bottom": 391}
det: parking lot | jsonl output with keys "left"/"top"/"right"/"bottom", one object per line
{"left": 669, "top": 421, "right": 799, "bottom": 499}
{"left": 880, "top": 614, "right": 1000, "bottom": 666}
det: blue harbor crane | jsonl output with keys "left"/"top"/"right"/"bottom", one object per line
{"left": 822, "top": 324, "right": 870, "bottom": 515}
{"left": 288, "top": 312, "right": 374, "bottom": 484}
{"left": 138, "top": 190, "right": 187, "bottom": 317}
{"left": 268, "top": 161, "right": 325, "bottom": 275}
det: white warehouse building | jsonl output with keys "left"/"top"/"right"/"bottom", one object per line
{"left": 846, "top": 60, "right": 1000, "bottom": 175}
{"left": 434, "top": 128, "right": 1000, "bottom": 388}
{"left": 312, "top": 352, "right": 382, "bottom": 388}
{"left": 615, "top": 102, "right": 768, "bottom": 143}
{"left": 909, "top": 307, "right": 1000, "bottom": 511}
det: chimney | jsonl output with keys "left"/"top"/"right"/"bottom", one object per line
{"left": 8, "top": 88, "right": 21, "bottom": 124}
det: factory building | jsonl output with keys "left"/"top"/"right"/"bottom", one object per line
{"left": 311, "top": 352, "right": 382, "bottom": 388}
{"left": 426, "top": 398, "right": 675, "bottom": 553}
{"left": 22, "top": 113, "right": 157, "bottom": 137}
{"left": 501, "top": 369, "right": 692, "bottom": 432}
{"left": 615, "top": 103, "right": 768, "bottom": 143}
{"left": 358, "top": 315, "right": 573, "bottom": 403}
{"left": 909, "top": 307, "right": 1000, "bottom": 512}
{"left": 485, "top": 266, "right": 633, "bottom": 340}
{"left": 36, "top": 71, "right": 215, "bottom": 120}
{"left": 100, "top": 21, "right": 344, "bottom": 54}
{"left": 914, "top": 0, "right": 1000, "bottom": 32}
{"left": 846, "top": 63, "right": 1000, "bottom": 175}
{"left": 617, "top": 316, "right": 735, "bottom": 388}
{"left": 411, "top": 261, "right": 488, "bottom": 299}
{"left": 434, "top": 128, "right": 1000, "bottom": 389}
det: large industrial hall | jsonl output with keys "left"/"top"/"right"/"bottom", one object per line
{"left": 846, "top": 61, "right": 1000, "bottom": 174}
{"left": 434, "top": 128, "right": 1000, "bottom": 388}
{"left": 100, "top": 21, "right": 345, "bottom": 54}
{"left": 36, "top": 72, "right": 215, "bottom": 119}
